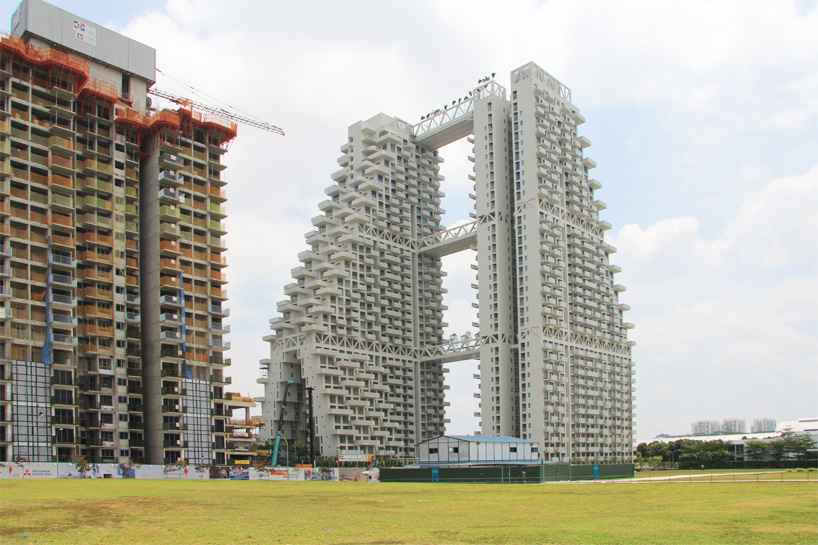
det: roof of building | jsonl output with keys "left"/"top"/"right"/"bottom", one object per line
{"left": 11, "top": 0, "right": 156, "bottom": 82}
{"left": 422, "top": 435, "right": 534, "bottom": 444}
{"left": 410, "top": 460, "right": 538, "bottom": 468}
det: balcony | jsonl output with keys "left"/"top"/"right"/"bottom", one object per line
{"left": 160, "top": 347, "right": 184, "bottom": 360}
{"left": 160, "top": 312, "right": 182, "bottom": 325}
{"left": 158, "top": 170, "right": 181, "bottom": 187}
{"left": 159, "top": 276, "right": 182, "bottom": 290}
{"left": 159, "top": 240, "right": 181, "bottom": 256}
{"left": 50, "top": 273, "right": 76, "bottom": 287}
{"left": 53, "top": 333, "right": 77, "bottom": 346}
{"left": 51, "top": 293, "right": 77, "bottom": 308}
{"left": 210, "top": 322, "right": 230, "bottom": 333}
{"left": 158, "top": 188, "right": 181, "bottom": 203}
{"left": 209, "top": 304, "right": 229, "bottom": 316}
{"left": 159, "top": 153, "right": 183, "bottom": 170}
{"left": 208, "top": 203, "right": 226, "bottom": 218}
{"left": 210, "top": 338, "right": 231, "bottom": 351}
{"left": 51, "top": 312, "right": 77, "bottom": 327}
{"left": 160, "top": 294, "right": 181, "bottom": 307}
{"left": 159, "top": 205, "right": 181, "bottom": 221}
{"left": 160, "top": 330, "right": 182, "bottom": 343}
{"left": 49, "top": 253, "right": 76, "bottom": 268}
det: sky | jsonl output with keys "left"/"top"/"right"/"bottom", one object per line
{"left": 3, "top": 0, "right": 816, "bottom": 444}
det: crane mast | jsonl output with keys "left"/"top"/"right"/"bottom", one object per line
{"left": 147, "top": 88, "right": 285, "bottom": 136}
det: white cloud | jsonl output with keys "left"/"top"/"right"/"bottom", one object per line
{"left": 612, "top": 165, "right": 818, "bottom": 441}
{"left": 6, "top": 0, "right": 812, "bottom": 439}
{"left": 726, "top": 165, "right": 818, "bottom": 268}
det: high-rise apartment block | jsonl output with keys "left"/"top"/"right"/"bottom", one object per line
{"left": 721, "top": 417, "right": 746, "bottom": 434}
{"left": 260, "top": 62, "right": 634, "bottom": 462}
{"left": 691, "top": 420, "right": 722, "bottom": 436}
{"left": 0, "top": 0, "right": 234, "bottom": 465}
{"left": 751, "top": 417, "right": 776, "bottom": 433}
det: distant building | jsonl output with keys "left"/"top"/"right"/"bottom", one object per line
{"left": 691, "top": 420, "right": 721, "bottom": 435}
{"left": 416, "top": 435, "right": 539, "bottom": 467}
{"left": 752, "top": 417, "right": 776, "bottom": 433}
{"left": 654, "top": 418, "right": 818, "bottom": 460}
{"left": 722, "top": 418, "right": 746, "bottom": 434}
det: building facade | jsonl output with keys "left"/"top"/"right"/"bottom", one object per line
{"left": 260, "top": 62, "right": 634, "bottom": 462}
{"left": 417, "top": 435, "right": 539, "bottom": 467}
{"left": 0, "top": 0, "right": 233, "bottom": 465}
{"left": 691, "top": 420, "right": 722, "bottom": 436}
{"left": 722, "top": 417, "right": 746, "bottom": 434}
{"left": 752, "top": 417, "right": 776, "bottom": 433}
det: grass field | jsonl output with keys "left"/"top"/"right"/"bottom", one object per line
{"left": 631, "top": 469, "right": 817, "bottom": 482}
{"left": 1, "top": 479, "right": 816, "bottom": 545}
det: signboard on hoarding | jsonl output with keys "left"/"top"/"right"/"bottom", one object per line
{"left": 338, "top": 455, "right": 372, "bottom": 463}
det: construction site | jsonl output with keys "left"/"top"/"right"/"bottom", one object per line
{"left": 0, "top": 0, "right": 273, "bottom": 468}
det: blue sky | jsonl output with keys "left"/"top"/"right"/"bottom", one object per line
{"left": 4, "top": 0, "right": 816, "bottom": 442}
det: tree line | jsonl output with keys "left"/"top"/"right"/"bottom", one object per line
{"left": 636, "top": 429, "right": 816, "bottom": 470}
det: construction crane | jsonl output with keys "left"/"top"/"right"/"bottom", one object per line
{"left": 270, "top": 380, "right": 294, "bottom": 468}
{"left": 147, "top": 88, "right": 285, "bottom": 136}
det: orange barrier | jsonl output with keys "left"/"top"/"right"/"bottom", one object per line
{"left": 0, "top": 35, "right": 89, "bottom": 85}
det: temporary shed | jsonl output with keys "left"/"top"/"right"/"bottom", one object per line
{"left": 416, "top": 436, "right": 539, "bottom": 466}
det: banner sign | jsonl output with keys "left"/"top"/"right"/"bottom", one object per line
{"left": 73, "top": 20, "right": 97, "bottom": 46}
{"left": 338, "top": 455, "right": 372, "bottom": 463}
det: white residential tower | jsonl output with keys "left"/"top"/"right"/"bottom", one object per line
{"left": 259, "top": 63, "right": 635, "bottom": 462}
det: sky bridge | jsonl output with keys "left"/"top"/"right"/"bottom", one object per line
{"left": 412, "top": 79, "right": 506, "bottom": 150}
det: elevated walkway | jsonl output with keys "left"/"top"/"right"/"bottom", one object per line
{"left": 412, "top": 80, "right": 506, "bottom": 150}
{"left": 417, "top": 221, "right": 477, "bottom": 258}
{"left": 421, "top": 335, "right": 480, "bottom": 363}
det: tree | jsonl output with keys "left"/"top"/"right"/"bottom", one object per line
{"left": 72, "top": 455, "right": 91, "bottom": 477}
{"left": 769, "top": 430, "right": 817, "bottom": 461}
{"left": 679, "top": 440, "right": 731, "bottom": 469}
{"left": 743, "top": 439, "right": 771, "bottom": 461}
{"left": 644, "top": 441, "right": 671, "bottom": 461}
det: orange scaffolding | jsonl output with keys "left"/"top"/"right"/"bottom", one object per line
{"left": 115, "top": 107, "right": 149, "bottom": 130}
{"left": 178, "top": 104, "right": 238, "bottom": 146}
{"left": 78, "top": 79, "right": 119, "bottom": 103}
{"left": 1, "top": 36, "right": 238, "bottom": 148}
{"left": 0, "top": 35, "right": 89, "bottom": 90}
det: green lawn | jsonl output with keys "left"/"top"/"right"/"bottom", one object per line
{"left": 1, "top": 480, "right": 816, "bottom": 544}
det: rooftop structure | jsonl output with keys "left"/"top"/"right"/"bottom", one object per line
{"left": 259, "top": 62, "right": 634, "bottom": 462}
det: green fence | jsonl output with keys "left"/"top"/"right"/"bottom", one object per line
{"left": 380, "top": 463, "right": 634, "bottom": 483}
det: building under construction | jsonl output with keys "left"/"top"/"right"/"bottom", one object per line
{"left": 0, "top": 0, "right": 237, "bottom": 465}
{"left": 259, "top": 64, "right": 634, "bottom": 462}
